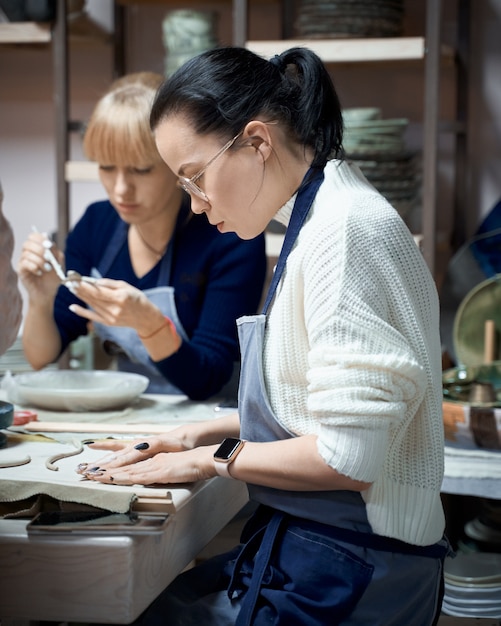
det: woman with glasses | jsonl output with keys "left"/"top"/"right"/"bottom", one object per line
{"left": 18, "top": 71, "right": 267, "bottom": 400}
{"left": 79, "top": 49, "right": 450, "bottom": 625}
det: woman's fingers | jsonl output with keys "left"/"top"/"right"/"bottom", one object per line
{"left": 76, "top": 437, "right": 161, "bottom": 475}
{"left": 81, "top": 448, "right": 211, "bottom": 486}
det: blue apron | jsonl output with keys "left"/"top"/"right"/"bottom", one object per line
{"left": 229, "top": 167, "right": 450, "bottom": 625}
{"left": 90, "top": 215, "right": 189, "bottom": 395}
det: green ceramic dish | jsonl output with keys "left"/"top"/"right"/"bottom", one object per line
{"left": 453, "top": 275, "right": 501, "bottom": 367}
{"left": 442, "top": 363, "right": 501, "bottom": 406}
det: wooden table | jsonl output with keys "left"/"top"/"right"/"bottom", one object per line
{"left": 0, "top": 392, "right": 247, "bottom": 624}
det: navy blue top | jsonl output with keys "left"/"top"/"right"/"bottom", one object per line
{"left": 54, "top": 198, "right": 267, "bottom": 400}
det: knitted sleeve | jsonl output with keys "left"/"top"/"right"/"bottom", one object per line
{"left": 303, "top": 199, "right": 438, "bottom": 483}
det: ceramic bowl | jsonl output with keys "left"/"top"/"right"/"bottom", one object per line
{"left": 5, "top": 370, "right": 149, "bottom": 412}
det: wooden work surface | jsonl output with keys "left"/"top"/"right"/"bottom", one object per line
{"left": 0, "top": 391, "right": 247, "bottom": 624}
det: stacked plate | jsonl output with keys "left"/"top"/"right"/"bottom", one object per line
{"left": 0, "top": 337, "right": 51, "bottom": 376}
{"left": 342, "top": 108, "right": 421, "bottom": 221}
{"left": 442, "top": 552, "right": 501, "bottom": 618}
{"left": 295, "top": 0, "right": 405, "bottom": 38}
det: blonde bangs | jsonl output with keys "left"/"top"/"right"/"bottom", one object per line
{"left": 83, "top": 87, "right": 161, "bottom": 167}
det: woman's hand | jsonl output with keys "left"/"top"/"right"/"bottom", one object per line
{"left": 77, "top": 434, "right": 185, "bottom": 472}
{"left": 17, "top": 232, "right": 64, "bottom": 302}
{"left": 77, "top": 436, "right": 218, "bottom": 486}
{"left": 69, "top": 278, "right": 181, "bottom": 359}
{"left": 68, "top": 278, "right": 153, "bottom": 330}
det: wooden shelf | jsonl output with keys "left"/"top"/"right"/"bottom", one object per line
{"left": 65, "top": 161, "right": 99, "bottom": 182}
{"left": 0, "top": 22, "right": 51, "bottom": 44}
{"left": 246, "top": 36, "right": 454, "bottom": 64}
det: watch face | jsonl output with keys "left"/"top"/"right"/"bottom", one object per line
{"left": 215, "top": 437, "right": 242, "bottom": 461}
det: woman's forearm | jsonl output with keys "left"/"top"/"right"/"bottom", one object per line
{"left": 168, "top": 412, "right": 241, "bottom": 450}
{"left": 22, "top": 301, "right": 63, "bottom": 368}
{"left": 228, "top": 434, "right": 372, "bottom": 492}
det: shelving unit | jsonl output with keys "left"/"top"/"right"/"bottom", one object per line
{"left": 237, "top": 0, "right": 470, "bottom": 278}
{"left": 2, "top": 0, "right": 469, "bottom": 281}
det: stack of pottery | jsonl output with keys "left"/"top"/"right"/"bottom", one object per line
{"left": 295, "top": 0, "right": 405, "bottom": 38}
{"left": 342, "top": 107, "right": 420, "bottom": 221}
{"left": 442, "top": 551, "right": 501, "bottom": 618}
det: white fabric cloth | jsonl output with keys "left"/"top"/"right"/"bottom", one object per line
{"left": 444, "top": 444, "right": 501, "bottom": 479}
{"left": 263, "top": 160, "right": 445, "bottom": 545}
{"left": 0, "top": 182, "right": 22, "bottom": 356}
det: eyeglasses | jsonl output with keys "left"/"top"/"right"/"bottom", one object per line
{"left": 177, "top": 132, "right": 241, "bottom": 202}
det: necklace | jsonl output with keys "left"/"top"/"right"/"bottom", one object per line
{"left": 134, "top": 225, "right": 169, "bottom": 259}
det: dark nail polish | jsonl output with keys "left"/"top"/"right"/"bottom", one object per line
{"left": 83, "top": 440, "right": 95, "bottom": 445}
{"left": 134, "top": 442, "right": 150, "bottom": 450}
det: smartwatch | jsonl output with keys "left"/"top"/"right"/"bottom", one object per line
{"left": 213, "top": 437, "right": 246, "bottom": 478}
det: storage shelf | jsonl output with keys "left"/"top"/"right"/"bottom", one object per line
{"left": 246, "top": 36, "right": 454, "bottom": 64}
{"left": 0, "top": 22, "right": 51, "bottom": 44}
{"left": 65, "top": 161, "right": 99, "bottom": 182}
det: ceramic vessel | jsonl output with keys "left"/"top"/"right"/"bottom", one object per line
{"left": 162, "top": 10, "right": 218, "bottom": 78}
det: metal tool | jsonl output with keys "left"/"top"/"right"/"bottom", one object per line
{"left": 32, "top": 226, "right": 97, "bottom": 286}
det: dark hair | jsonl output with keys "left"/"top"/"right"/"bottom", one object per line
{"left": 150, "top": 46, "right": 344, "bottom": 168}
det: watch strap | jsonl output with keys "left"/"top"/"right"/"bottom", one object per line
{"left": 214, "top": 459, "right": 234, "bottom": 478}
{"left": 213, "top": 438, "right": 246, "bottom": 478}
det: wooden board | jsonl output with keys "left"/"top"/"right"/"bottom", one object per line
{"left": 19, "top": 421, "right": 179, "bottom": 434}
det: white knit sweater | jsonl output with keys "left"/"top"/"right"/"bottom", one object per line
{"left": 263, "top": 160, "right": 445, "bottom": 545}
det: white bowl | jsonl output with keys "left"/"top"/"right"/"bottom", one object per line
{"left": 342, "top": 107, "right": 382, "bottom": 123}
{"left": 444, "top": 552, "right": 501, "bottom": 585}
{"left": 5, "top": 370, "right": 149, "bottom": 412}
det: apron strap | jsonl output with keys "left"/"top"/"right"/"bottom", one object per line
{"left": 262, "top": 167, "right": 324, "bottom": 315}
{"left": 232, "top": 511, "right": 285, "bottom": 626}
{"left": 96, "top": 195, "right": 191, "bottom": 283}
{"left": 96, "top": 219, "right": 128, "bottom": 277}
{"left": 304, "top": 521, "right": 452, "bottom": 560}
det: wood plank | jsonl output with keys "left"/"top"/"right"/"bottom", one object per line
{"left": 437, "top": 618, "right": 500, "bottom": 625}
{"left": 65, "top": 160, "right": 99, "bottom": 182}
{"left": 19, "top": 421, "right": 180, "bottom": 434}
{"left": 0, "top": 478, "right": 248, "bottom": 622}
{"left": 0, "top": 22, "right": 51, "bottom": 44}
{"left": 247, "top": 37, "right": 454, "bottom": 64}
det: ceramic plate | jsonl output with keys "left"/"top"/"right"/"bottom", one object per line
{"left": 453, "top": 275, "right": 501, "bottom": 367}
{"left": 5, "top": 370, "right": 149, "bottom": 412}
{"left": 444, "top": 552, "right": 501, "bottom": 585}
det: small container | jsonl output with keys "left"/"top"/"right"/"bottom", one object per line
{"left": 0, "top": 400, "right": 13, "bottom": 429}
{"left": 468, "top": 381, "right": 497, "bottom": 405}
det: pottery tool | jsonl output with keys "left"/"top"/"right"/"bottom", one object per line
{"left": 32, "top": 226, "right": 96, "bottom": 286}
